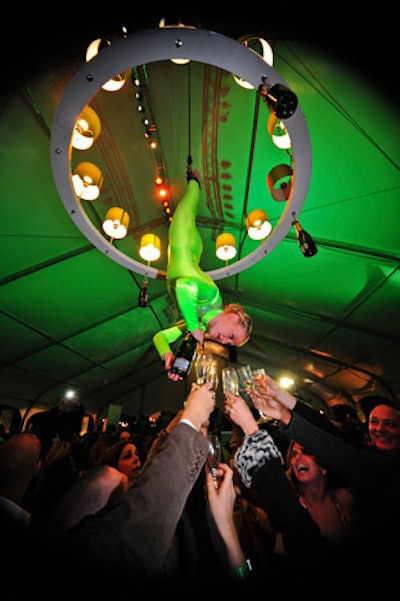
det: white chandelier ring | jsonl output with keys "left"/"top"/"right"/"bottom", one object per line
{"left": 50, "top": 26, "right": 311, "bottom": 280}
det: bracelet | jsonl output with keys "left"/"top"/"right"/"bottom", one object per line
{"left": 233, "top": 559, "right": 252, "bottom": 579}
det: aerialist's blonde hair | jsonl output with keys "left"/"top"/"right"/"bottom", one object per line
{"left": 224, "top": 303, "right": 253, "bottom": 346}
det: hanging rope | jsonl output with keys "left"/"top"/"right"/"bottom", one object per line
{"left": 186, "top": 62, "right": 192, "bottom": 176}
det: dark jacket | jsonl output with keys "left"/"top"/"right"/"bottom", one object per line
{"left": 29, "top": 422, "right": 233, "bottom": 595}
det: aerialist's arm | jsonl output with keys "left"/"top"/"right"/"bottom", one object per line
{"left": 152, "top": 322, "right": 186, "bottom": 361}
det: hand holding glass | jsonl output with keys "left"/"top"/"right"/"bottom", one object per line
{"left": 207, "top": 434, "right": 221, "bottom": 488}
{"left": 238, "top": 366, "right": 272, "bottom": 424}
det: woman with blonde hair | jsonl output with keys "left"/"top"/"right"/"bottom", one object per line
{"left": 153, "top": 167, "right": 252, "bottom": 380}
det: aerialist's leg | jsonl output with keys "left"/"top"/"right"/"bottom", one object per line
{"left": 167, "top": 172, "right": 203, "bottom": 281}
{"left": 166, "top": 170, "right": 221, "bottom": 331}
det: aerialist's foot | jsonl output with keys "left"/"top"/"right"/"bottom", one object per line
{"left": 186, "top": 169, "right": 201, "bottom": 188}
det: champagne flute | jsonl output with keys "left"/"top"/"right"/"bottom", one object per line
{"left": 237, "top": 364, "right": 254, "bottom": 392}
{"left": 221, "top": 366, "right": 239, "bottom": 395}
{"left": 251, "top": 368, "right": 273, "bottom": 424}
{"left": 238, "top": 365, "right": 272, "bottom": 424}
{"left": 207, "top": 360, "right": 219, "bottom": 391}
{"left": 194, "top": 350, "right": 214, "bottom": 385}
{"left": 207, "top": 433, "right": 221, "bottom": 488}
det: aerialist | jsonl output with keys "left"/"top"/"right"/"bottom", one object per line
{"left": 153, "top": 166, "right": 253, "bottom": 380}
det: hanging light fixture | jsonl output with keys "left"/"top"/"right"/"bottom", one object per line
{"left": 72, "top": 162, "right": 103, "bottom": 201}
{"left": 267, "top": 113, "right": 291, "bottom": 150}
{"left": 71, "top": 106, "right": 101, "bottom": 150}
{"left": 267, "top": 164, "right": 293, "bottom": 202}
{"left": 171, "top": 57, "right": 191, "bottom": 65}
{"left": 233, "top": 35, "right": 273, "bottom": 89}
{"left": 159, "top": 18, "right": 194, "bottom": 64}
{"left": 216, "top": 233, "right": 237, "bottom": 262}
{"left": 246, "top": 209, "right": 272, "bottom": 240}
{"left": 138, "top": 235, "right": 161, "bottom": 308}
{"left": 102, "top": 208, "right": 130, "bottom": 242}
{"left": 259, "top": 77, "right": 298, "bottom": 119}
{"left": 291, "top": 212, "right": 318, "bottom": 258}
{"left": 139, "top": 234, "right": 161, "bottom": 263}
{"left": 86, "top": 39, "right": 126, "bottom": 92}
{"left": 51, "top": 25, "right": 312, "bottom": 280}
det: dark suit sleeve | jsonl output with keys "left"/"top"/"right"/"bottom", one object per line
{"left": 293, "top": 399, "right": 345, "bottom": 437}
{"left": 43, "top": 422, "right": 209, "bottom": 582}
{"left": 280, "top": 410, "right": 394, "bottom": 492}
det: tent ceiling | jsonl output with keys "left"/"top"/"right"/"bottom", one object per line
{"left": 1, "top": 14, "right": 398, "bottom": 424}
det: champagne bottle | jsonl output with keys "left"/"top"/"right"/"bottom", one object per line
{"left": 138, "top": 280, "right": 149, "bottom": 307}
{"left": 293, "top": 221, "right": 318, "bottom": 257}
{"left": 169, "top": 332, "right": 197, "bottom": 379}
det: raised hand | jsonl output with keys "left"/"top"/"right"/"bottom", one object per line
{"left": 224, "top": 391, "right": 258, "bottom": 436}
{"left": 182, "top": 382, "right": 216, "bottom": 431}
{"left": 246, "top": 373, "right": 295, "bottom": 424}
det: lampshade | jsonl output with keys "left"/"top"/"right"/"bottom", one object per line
{"left": 102, "top": 207, "right": 130, "bottom": 240}
{"left": 171, "top": 58, "right": 191, "bottom": 65}
{"left": 86, "top": 39, "right": 126, "bottom": 92}
{"left": 233, "top": 36, "right": 273, "bottom": 89}
{"left": 259, "top": 81, "right": 298, "bottom": 119}
{"left": 159, "top": 18, "right": 193, "bottom": 64}
{"left": 267, "top": 164, "right": 293, "bottom": 202}
{"left": 246, "top": 209, "right": 272, "bottom": 240}
{"left": 71, "top": 105, "right": 101, "bottom": 150}
{"left": 72, "top": 162, "right": 103, "bottom": 200}
{"left": 139, "top": 234, "right": 161, "bottom": 262}
{"left": 267, "top": 113, "right": 291, "bottom": 150}
{"left": 216, "top": 233, "right": 237, "bottom": 261}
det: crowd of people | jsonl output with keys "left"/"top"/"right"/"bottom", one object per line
{"left": 0, "top": 373, "right": 399, "bottom": 597}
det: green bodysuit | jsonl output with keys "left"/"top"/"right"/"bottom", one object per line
{"left": 153, "top": 178, "right": 223, "bottom": 358}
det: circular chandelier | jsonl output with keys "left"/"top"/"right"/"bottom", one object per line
{"left": 50, "top": 26, "right": 312, "bottom": 281}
